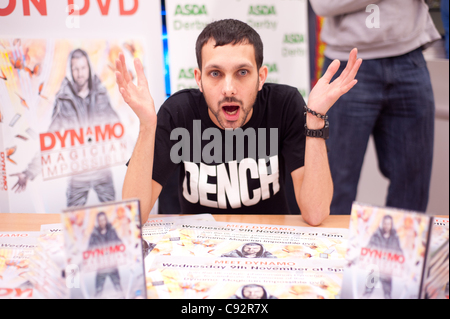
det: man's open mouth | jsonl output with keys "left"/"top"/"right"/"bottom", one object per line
{"left": 222, "top": 105, "right": 240, "bottom": 116}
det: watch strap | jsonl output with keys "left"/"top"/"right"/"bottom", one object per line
{"left": 304, "top": 120, "right": 329, "bottom": 140}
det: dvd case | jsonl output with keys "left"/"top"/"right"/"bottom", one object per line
{"left": 421, "top": 217, "right": 449, "bottom": 299}
{"left": 61, "top": 199, "right": 146, "bottom": 299}
{"left": 340, "top": 203, "right": 433, "bottom": 299}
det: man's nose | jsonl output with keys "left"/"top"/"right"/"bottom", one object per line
{"left": 222, "top": 76, "right": 237, "bottom": 96}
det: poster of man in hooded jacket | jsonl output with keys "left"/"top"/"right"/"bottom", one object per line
{"left": 0, "top": 39, "right": 141, "bottom": 214}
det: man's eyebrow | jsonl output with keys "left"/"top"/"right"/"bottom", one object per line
{"left": 236, "top": 63, "right": 254, "bottom": 69}
{"left": 204, "top": 63, "right": 254, "bottom": 70}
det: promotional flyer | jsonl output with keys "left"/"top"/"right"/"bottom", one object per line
{"left": 147, "top": 256, "right": 345, "bottom": 299}
{"left": 146, "top": 221, "right": 349, "bottom": 269}
{"left": 26, "top": 223, "right": 68, "bottom": 299}
{"left": 0, "top": 231, "right": 39, "bottom": 299}
{"left": 142, "top": 214, "right": 215, "bottom": 258}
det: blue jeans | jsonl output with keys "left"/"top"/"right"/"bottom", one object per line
{"left": 323, "top": 48, "right": 435, "bottom": 215}
{"left": 442, "top": 0, "right": 449, "bottom": 59}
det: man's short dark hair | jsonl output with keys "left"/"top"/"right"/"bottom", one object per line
{"left": 244, "top": 243, "right": 263, "bottom": 249}
{"left": 70, "top": 48, "right": 92, "bottom": 88}
{"left": 196, "top": 19, "right": 264, "bottom": 70}
{"left": 242, "top": 284, "right": 267, "bottom": 299}
{"left": 97, "top": 211, "right": 107, "bottom": 221}
{"left": 71, "top": 48, "right": 89, "bottom": 61}
{"left": 382, "top": 215, "right": 393, "bottom": 224}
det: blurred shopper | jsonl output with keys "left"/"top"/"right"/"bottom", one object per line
{"left": 310, "top": 0, "right": 441, "bottom": 214}
{"left": 442, "top": 0, "right": 449, "bottom": 58}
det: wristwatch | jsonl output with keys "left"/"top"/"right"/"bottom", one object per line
{"left": 304, "top": 120, "right": 329, "bottom": 140}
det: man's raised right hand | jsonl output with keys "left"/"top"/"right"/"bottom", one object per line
{"left": 115, "top": 53, "right": 157, "bottom": 131}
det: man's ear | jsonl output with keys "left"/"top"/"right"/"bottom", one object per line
{"left": 258, "top": 65, "right": 268, "bottom": 91}
{"left": 194, "top": 68, "right": 203, "bottom": 92}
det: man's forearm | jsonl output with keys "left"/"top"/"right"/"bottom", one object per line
{"left": 293, "top": 49, "right": 360, "bottom": 225}
{"left": 298, "top": 115, "right": 333, "bottom": 226}
{"left": 122, "top": 125, "right": 157, "bottom": 223}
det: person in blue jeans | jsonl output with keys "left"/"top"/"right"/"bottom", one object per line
{"left": 310, "top": 0, "right": 441, "bottom": 214}
{"left": 442, "top": 0, "right": 449, "bottom": 59}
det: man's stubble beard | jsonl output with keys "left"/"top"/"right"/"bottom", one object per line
{"left": 202, "top": 80, "right": 259, "bottom": 130}
{"left": 74, "top": 78, "right": 89, "bottom": 93}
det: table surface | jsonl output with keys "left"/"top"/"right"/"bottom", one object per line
{"left": 0, "top": 213, "right": 352, "bottom": 232}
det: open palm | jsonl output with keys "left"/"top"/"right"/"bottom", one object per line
{"left": 308, "top": 48, "right": 362, "bottom": 115}
{"left": 115, "top": 53, "right": 157, "bottom": 130}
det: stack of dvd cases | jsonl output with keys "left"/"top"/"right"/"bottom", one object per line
{"left": 0, "top": 231, "right": 39, "bottom": 299}
{"left": 421, "top": 217, "right": 449, "bottom": 299}
{"left": 26, "top": 225, "right": 68, "bottom": 299}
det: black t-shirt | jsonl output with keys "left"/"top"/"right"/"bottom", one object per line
{"left": 152, "top": 83, "right": 306, "bottom": 214}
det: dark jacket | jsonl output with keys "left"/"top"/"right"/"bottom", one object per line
{"left": 48, "top": 75, "right": 119, "bottom": 131}
{"left": 88, "top": 223, "right": 122, "bottom": 249}
{"left": 49, "top": 48, "right": 119, "bottom": 131}
{"left": 367, "top": 227, "right": 403, "bottom": 254}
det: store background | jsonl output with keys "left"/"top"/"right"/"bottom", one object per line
{"left": 0, "top": 0, "right": 448, "bottom": 217}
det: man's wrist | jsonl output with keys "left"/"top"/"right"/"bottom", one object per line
{"left": 306, "top": 113, "right": 325, "bottom": 130}
{"left": 139, "top": 121, "right": 157, "bottom": 134}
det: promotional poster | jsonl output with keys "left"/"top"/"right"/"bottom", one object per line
{"left": 1, "top": 0, "right": 165, "bottom": 217}
{"left": 0, "top": 38, "right": 143, "bottom": 214}
{"left": 147, "top": 256, "right": 345, "bottom": 299}
{"left": 146, "top": 221, "right": 349, "bottom": 268}
{"left": 62, "top": 199, "right": 146, "bottom": 299}
{"left": 340, "top": 203, "right": 433, "bottom": 299}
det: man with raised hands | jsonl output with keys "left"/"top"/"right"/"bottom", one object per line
{"left": 115, "top": 19, "right": 361, "bottom": 225}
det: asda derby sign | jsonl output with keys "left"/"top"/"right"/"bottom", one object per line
{"left": 172, "top": 4, "right": 210, "bottom": 31}
{"left": 175, "top": 4, "right": 207, "bottom": 16}
{"left": 248, "top": 5, "right": 276, "bottom": 16}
